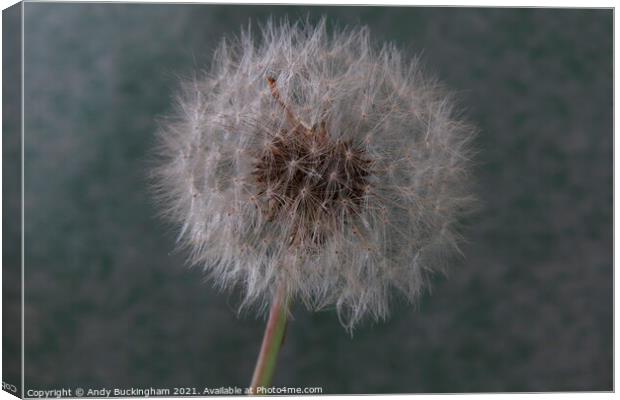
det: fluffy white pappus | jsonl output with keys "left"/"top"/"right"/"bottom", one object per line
{"left": 152, "top": 18, "right": 476, "bottom": 330}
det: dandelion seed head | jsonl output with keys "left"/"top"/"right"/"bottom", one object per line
{"left": 153, "top": 18, "right": 476, "bottom": 330}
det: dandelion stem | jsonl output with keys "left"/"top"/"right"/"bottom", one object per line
{"left": 249, "top": 284, "right": 289, "bottom": 395}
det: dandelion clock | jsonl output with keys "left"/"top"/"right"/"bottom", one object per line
{"left": 152, "top": 18, "right": 476, "bottom": 391}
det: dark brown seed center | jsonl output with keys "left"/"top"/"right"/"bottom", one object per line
{"left": 253, "top": 122, "right": 372, "bottom": 247}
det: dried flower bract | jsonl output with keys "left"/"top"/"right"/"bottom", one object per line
{"left": 153, "top": 18, "right": 476, "bottom": 329}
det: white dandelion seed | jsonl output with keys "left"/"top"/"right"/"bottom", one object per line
{"left": 152, "top": 18, "right": 476, "bottom": 331}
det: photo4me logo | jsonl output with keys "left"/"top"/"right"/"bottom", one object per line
{"left": 253, "top": 386, "right": 323, "bottom": 395}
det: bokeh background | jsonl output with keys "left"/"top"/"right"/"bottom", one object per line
{"left": 13, "top": 3, "right": 613, "bottom": 393}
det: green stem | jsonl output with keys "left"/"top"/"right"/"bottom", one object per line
{"left": 249, "top": 285, "right": 289, "bottom": 395}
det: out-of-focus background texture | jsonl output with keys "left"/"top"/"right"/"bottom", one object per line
{"left": 15, "top": 4, "right": 612, "bottom": 393}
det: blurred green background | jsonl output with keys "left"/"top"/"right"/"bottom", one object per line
{"left": 14, "top": 3, "right": 612, "bottom": 393}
